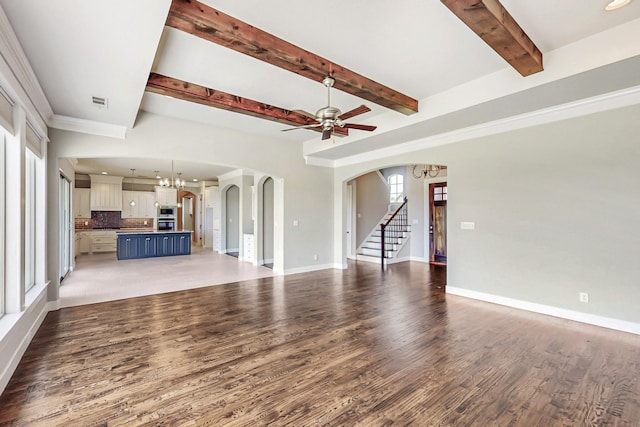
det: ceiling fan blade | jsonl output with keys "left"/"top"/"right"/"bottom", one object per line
{"left": 321, "top": 128, "right": 332, "bottom": 140}
{"left": 343, "top": 123, "right": 377, "bottom": 132}
{"left": 281, "top": 124, "right": 322, "bottom": 132}
{"left": 338, "top": 105, "right": 371, "bottom": 121}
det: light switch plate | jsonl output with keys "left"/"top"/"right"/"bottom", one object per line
{"left": 460, "top": 221, "right": 475, "bottom": 230}
{"left": 293, "top": 220, "right": 299, "bottom": 227}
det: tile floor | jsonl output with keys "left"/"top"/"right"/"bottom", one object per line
{"left": 60, "top": 245, "right": 275, "bottom": 308}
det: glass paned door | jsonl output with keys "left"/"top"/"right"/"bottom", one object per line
{"left": 59, "top": 174, "right": 72, "bottom": 281}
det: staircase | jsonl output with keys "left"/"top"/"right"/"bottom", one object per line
{"left": 356, "top": 199, "right": 410, "bottom": 265}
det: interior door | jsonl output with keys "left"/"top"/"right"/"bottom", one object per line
{"left": 59, "top": 174, "right": 72, "bottom": 281}
{"left": 429, "top": 182, "right": 447, "bottom": 264}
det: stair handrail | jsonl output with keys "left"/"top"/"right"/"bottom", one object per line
{"left": 380, "top": 196, "right": 408, "bottom": 268}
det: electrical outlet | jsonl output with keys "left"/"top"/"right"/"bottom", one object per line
{"left": 143, "top": 220, "right": 147, "bottom": 225}
{"left": 579, "top": 292, "right": 589, "bottom": 303}
{"left": 84, "top": 221, "right": 88, "bottom": 226}
{"left": 313, "top": 254, "right": 318, "bottom": 261}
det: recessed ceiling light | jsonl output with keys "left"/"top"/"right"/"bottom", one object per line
{"left": 101, "top": 171, "right": 108, "bottom": 175}
{"left": 605, "top": 0, "right": 631, "bottom": 11}
{"left": 193, "top": 178, "right": 198, "bottom": 182}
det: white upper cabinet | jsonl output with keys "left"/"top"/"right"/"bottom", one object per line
{"left": 90, "top": 175, "right": 123, "bottom": 211}
{"left": 73, "top": 188, "right": 91, "bottom": 218}
{"left": 155, "top": 186, "right": 177, "bottom": 206}
{"left": 122, "top": 191, "right": 156, "bottom": 218}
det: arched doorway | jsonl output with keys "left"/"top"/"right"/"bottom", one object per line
{"left": 225, "top": 185, "right": 240, "bottom": 257}
{"left": 177, "top": 190, "right": 197, "bottom": 243}
{"left": 262, "top": 177, "right": 274, "bottom": 268}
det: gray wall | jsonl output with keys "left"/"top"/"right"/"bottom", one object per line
{"left": 336, "top": 103, "right": 640, "bottom": 325}
{"left": 355, "top": 171, "right": 389, "bottom": 247}
{"left": 263, "top": 177, "right": 274, "bottom": 262}
{"left": 225, "top": 185, "right": 240, "bottom": 252}
{"left": 404, "top": 165, "right": 426, "bottom": 260}
{"left": 242, "top": 175, "right": 254, "bottom": 234}
{"left": 444, "top": 105, "right": 640, "bottom": 321}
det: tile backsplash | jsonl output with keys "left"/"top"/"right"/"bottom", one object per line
{"left": 91, "top": 211, "right": 121, "bottom": 228}
{"left": 74, "top": 212, "right": 154, "bottom": 230}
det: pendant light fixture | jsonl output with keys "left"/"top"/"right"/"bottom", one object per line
{"left": 129, "top": 169, "right": 136, "bottom": 207}
{"left": 176, "top": 172, "right": 184, "bottom": 208}
{"left": 158, "top": 161, "right": 185, "bottom": 190}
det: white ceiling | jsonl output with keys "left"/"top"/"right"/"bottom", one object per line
{"left": 1, "top": 0, "right": 640, "bottom": 176}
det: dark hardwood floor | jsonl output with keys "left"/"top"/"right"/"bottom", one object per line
{"left": 2, "top": 261, "right": 640, "bottom": 426}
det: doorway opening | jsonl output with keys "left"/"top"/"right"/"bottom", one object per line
{"left": 178, "top": 190, "right": 197, "bottom": 243}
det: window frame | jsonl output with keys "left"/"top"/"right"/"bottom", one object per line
{"left": 24, "top": 148, "right": 36, "bottom": 293}
{"left": 388, "top": 173, "right": 404, "bottom": 203}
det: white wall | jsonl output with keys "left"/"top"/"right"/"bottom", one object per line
{"left": 334, "top": 103, "right": 640, "bottom": 329}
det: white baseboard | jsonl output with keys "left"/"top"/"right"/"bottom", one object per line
{"left": 386, "top": 256, "right": 411, "bottom": 265}
{"left": 447, "top": 286, "right": 640, "bottom": 336}
{"left": 283, "top": 263, "right": 336, "bottom": 275}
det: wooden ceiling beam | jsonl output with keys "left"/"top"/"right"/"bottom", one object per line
{"left": 165, "top": 0, "right": 418, "bottom": 115}
{"left": 440, "top": 0, "right": 543, "bottom": 77}
{"left": 145, "top": 73, "right": 349, "bottom": 136}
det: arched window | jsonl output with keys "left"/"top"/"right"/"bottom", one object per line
{"left": 388, "top": 174, "right": 404, "bottom": 203}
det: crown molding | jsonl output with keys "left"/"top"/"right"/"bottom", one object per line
{"left": 217, "top": 169, "right": 255, "bottom": 181}
{"left": 49, "top": 114, "right": 127, "bottom": 139}
{"left": 0, "top": 5, "right": 52, "bottom": 132}
{"left": 320, "top": 84, "right": 640, "bottom": 169}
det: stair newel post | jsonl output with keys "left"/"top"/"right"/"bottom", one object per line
{"left": 380, "top": 222, "right": 386, "bottom": 269}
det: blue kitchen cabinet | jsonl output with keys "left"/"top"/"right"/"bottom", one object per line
{"left": 117, "top": 232, "right": 191, "bottom": 260}
{"left": 139, "top": 235, "right": 158, "bottom": 257}
{"left": 157, "top": 234, "right": 175, "bottom": 256}
{"left": 117, "top": 235, "right": 139, "bottom": 260}
{"left": 174, "top": 233, "right": 191, "bottom": 255}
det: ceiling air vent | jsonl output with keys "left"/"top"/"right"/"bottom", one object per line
{"left": 91, "top": 96, "right": 108, "bottom": 109}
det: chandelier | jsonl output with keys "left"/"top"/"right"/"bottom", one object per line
{"left": 157, "top": 160, "right": 186, "bottom": 208}
{"left": 412, "top": 164, "right": 442, "bottom": 179}
{"left": 158, "top": 160, "right": 185, "bottom": 189}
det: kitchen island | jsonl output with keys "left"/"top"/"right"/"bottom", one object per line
{"left": 116, "top": 230, "right": 192, "bottom": 260}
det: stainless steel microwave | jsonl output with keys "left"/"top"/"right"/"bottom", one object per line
{"left": 159, "top": 207, "right": 175, "bottom": 217}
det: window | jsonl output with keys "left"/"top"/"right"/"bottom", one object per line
{"left": 433, "top": 185, "right": 448, "bottom": 202}
{"left": 388, "top": 174, "right": 404, "bottom": 203}
{"left": 25, "top": 149, "right": 36, "bottom": 293}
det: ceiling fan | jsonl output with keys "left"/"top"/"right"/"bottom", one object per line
{"left": 283, "top": 76, "right": 377, "bottom": 140}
